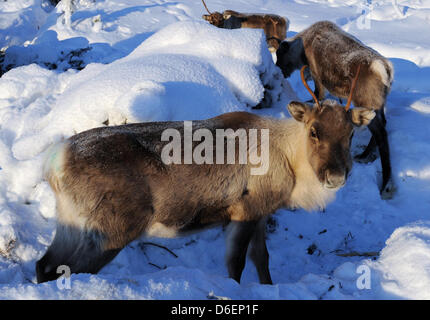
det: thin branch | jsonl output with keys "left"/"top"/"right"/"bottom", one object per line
{"left": 335, "top": 251, "right": 379, "bottom": 257}
{"left": 140, "top": 241, "right": 178, "bottom": 258}
{"left": 148, "top": 262, "right": 164, "bottom": 269}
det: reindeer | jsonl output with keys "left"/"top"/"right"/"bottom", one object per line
{"left": 201, "top": 0, "right": 288, "bottom": 52}
{"left": 276, "top": 21, "right": 395, "bottom": 199}
{"left": 36, "top": 67, "right": 374, "bottom": 284}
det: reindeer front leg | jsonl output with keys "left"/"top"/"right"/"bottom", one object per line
{"left": 249, "top": 218, "right": 272, "bottom": 284}
{"left": 313, "top": 78, "right": 326, "bottom": 102}
{"left": 225, "top": 220, "right": 257, "bottom": 283}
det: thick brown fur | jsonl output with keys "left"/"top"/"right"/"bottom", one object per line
{"left": 37, "top": 105, "right": 373, "bottom": 284}
{"left": 276, "top": 21, "right": 393, "bottom": 106}
{"left": 203, "top": 10, "right": 288, "bottom": 52}
{"left": 276, "top": 21, "right": 395, "bottom": 199}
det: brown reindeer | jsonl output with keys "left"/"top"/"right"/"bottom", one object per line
{"left": 201, "top": 0, "right": 288, "bottom": 52}
{"left": 36, "top": 68, "right": 374, "bottom": 284}
{"left": 276, "top": 21, "right": 395, "bottom": 199}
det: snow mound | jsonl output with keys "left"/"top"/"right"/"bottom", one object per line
{"left": 411, "top": 97, "right": 430, "bottom": 114}
{"left": 372, "top": 221, "right": 430, "bottom": 299}
{"left": 4, "top": 21, "right": 285, "bottom": 163}
{"left": 0, "top": 0, "right": 51, "bottom": 50}
{"left": 129, "top": 21, "right": 284, "bottom": 108}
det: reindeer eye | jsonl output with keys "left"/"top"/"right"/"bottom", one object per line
{"left": 310, "top": 127, "right": 318, "bottom": 139}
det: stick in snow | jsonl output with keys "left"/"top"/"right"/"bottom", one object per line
{"left": 140, "top": 242, "right": 179, "bottom": 258}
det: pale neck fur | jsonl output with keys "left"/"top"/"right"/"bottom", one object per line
{"left": 273, "top": 118, "right": 337, "bottom": 211}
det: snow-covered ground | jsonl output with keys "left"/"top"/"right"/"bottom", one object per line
{"left": 0, "top": 0, "right": 430, "bottom": 300}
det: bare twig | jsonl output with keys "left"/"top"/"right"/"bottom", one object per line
{"left": 148, "top": 262, "right": 164, "bottom": 270}
{"left": 334, "top": 251, "right": 379, "bottom": 257}
{"left": 140, "top": 241, "right": 178, "bottom": 258}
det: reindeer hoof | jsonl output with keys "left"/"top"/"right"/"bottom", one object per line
{"left": 354, "top": 152, "right": 377, "bottom": 164}
{"left": 380, "top": 179, "right": 396, "bottom": 200}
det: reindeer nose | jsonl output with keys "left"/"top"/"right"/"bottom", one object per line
{"left": 325, "top": 170, "right": 346, "bottom": 189}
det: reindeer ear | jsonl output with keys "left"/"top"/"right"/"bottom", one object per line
{"left": 350, "top": 107, "right": 375, "bottom": 126}
{"left": 287, "top": 101, "right": 310, "bottom": 122}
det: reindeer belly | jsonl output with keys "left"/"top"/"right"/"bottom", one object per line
{"left": 145, "top": 206, "right": 230, "bottom": 238}
{"left": 146, "top": 164, "right": 247, "bottom": 238}
{"left": 178, "top": 206, "right": 230, "bottom": 234}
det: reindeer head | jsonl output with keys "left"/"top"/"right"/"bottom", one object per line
{"left": 276, "top": 38, "right": 305, "bottom": 78}
{"left": 202, "top": 12, "right": 225, "bottom": 27}
{"left": 287, "top": 65, "right": 375, "bottom": 189}
{"left": 201, "top": 0, "right": 224, "bottom": 27}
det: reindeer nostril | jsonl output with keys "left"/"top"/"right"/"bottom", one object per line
{"left": 325, "top": 170, "right": 346, "bottom": 189}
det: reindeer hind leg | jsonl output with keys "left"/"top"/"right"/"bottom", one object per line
{"left": 248, "top": 218, "right": 272, "bottom": 284}
{"left": 36, "top": 224, "right": 121, "bottom": 283}
{"left": 225, "top": 220, "right": 257, "bottom": 283}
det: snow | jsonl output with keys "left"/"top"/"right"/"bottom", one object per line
{"left": 0, "top": 0, "right": 51, "bottom": 50}
{"left": 371, "top": 221, "right": 430, "bottom": 299}
{"left": 0, "top": 0, "right": 430, "bottom": 300}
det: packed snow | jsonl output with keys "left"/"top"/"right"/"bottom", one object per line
{"left": 0, "top": 0, "right": 430, "bottom": 300}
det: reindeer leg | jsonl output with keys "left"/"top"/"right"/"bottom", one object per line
{"left": 249, "top": 218, "right": 272, "bottom": 284}
{"left": 314, "top": 80, "right": 326, "bottom": 101}
{"left": 36, "top": 224, "right": 122, "bottom": 283}
{"left": 225, "top": 220, "right": 257, "bottom": 283}
{"left": 366, "top": 109, "right": 395, "bottom": 199}
{"left": 354, "top": 135, "right": 377, "bottom": 164}
{"left": 307, "top": 79, "right": 325, "bottom": 104}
